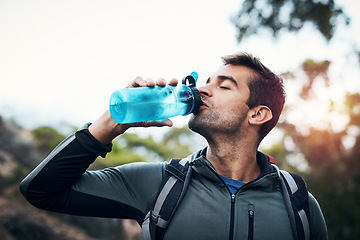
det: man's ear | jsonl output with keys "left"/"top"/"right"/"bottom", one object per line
{"left": 248, "top": 105, "right": 273, "bottom": 126}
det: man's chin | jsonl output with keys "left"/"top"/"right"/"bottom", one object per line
{"left": 188, "top": 115, "right": 207, "bottom": 134}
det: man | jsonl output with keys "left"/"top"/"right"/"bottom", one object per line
{"left": 20, "top": 52, "right": 328, "bottom": 239}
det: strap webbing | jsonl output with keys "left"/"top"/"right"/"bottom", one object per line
{"left": 280, "top": 174, "right": 299, "bottom": 240}
{"left": 142, "top": 158, "right": 193, "bottom": 240}
{"left": 273, "top": 164, "right": 311, "bottom": 240}
{"left": 142, "top": 176, "right": 177, "bottom": 240}
{"left": 154, "top": 176, "right": 177, "bottom": 213}
{"left": 299, "top": 209, "right": 310, "bottom": 240}
{"left": 142, "top": 213, "right": 152, "bottom": 240}
{"left": 280, "top": 170, "right": 298, "bottom": 194}
{"left": 273, "top": 165, "right": 299, "bottom": 240}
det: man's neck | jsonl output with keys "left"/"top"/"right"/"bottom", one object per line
{"left": 205, "top": 137, "right": 260, "bottom": 183}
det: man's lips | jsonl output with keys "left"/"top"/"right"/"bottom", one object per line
{"left": 199, "top": 101, "right": 209, "bottom": 110}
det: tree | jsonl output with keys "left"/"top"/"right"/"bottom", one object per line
{"left": 232, "top": 0, "right": 349, "bottom": 42}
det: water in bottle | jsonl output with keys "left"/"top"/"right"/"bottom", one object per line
{"left": 109, "top": 72, "right": 202, "bottom": 124}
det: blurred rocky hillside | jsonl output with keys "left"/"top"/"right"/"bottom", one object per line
{"left": 0, "top": 116, "right": 142, "bottom": 240}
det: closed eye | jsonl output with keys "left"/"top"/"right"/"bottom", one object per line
{"left": 220, "top": 86, "right": 230, "bottom": 90}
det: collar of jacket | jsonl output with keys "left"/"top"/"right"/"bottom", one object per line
{"left": 188, "top": 147, "right": 277, "bottom": 187}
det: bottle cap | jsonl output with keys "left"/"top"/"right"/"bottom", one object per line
{"left": 182, "top": 71, "right": 202, "bottom": 113}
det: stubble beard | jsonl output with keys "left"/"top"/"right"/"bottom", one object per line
{"left": 188, "top": 109, "right": 248, "bottom": 140}
{"left": 188, "top": 113, "right": 212, "bottom": 138}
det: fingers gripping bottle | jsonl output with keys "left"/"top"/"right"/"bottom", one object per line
{"left": 109, "top": 72, "right": 202, "bottom": 124}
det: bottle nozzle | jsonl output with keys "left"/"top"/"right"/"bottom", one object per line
{"left": 182, "top": 71, "right": 198, "bottom": 87}
{"left": 190, "top": 72, "right": 198, "bottom": 82}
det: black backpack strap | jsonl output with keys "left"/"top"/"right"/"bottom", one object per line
{"left": 142, "top": 158, "right": 193, "bottom": 240}
{"left": 272, "top": 164, "right": 310, "bottom": 240}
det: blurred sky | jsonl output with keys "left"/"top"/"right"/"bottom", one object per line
{"left": 1, "top": 0, "right": 359, "bottom": 137}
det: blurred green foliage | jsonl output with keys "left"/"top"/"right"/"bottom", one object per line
{"left": 232, "top": 0, "right": 349, "bottom": 41}
{"left": 91, "top": 126, "right": 196, "bottom": 169}
{"left": 32, "top": 126, "right": 65, "bottom": 156}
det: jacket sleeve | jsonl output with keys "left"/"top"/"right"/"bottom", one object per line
{"left": 309, "top": 192, "right": 328, "bottom": 240}
{"left": 19, "top": 123, "right": 164, "bottom": 224}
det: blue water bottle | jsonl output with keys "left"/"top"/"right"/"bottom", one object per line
{"left": 109, "top": 72, "right": 202, "bottom": 124}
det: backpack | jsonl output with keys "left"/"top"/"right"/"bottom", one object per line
{"left": 142, "top": 156, "right": 310, "bottom": 240}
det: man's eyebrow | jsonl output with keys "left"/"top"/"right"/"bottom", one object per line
{"left": 217, "top": 75, "right": 238, "bottom": 86}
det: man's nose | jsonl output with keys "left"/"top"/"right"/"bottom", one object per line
{"left": 198, "top": 84, "right": 212, "bottom": 97}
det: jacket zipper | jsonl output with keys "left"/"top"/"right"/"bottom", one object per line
{"left": 203, "top": 161, "right": 237, "bottom": 240}
{"left": 248, "top": 208, "right": 254, "bottom": 240}
{"left": 200, "top": 157, "right": 278, "bottom": 240}
{"left": 229, "top": 194, "right": 236, "bottom": 240}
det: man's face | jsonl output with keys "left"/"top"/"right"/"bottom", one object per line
{"left": 188, "top": 64, "right": 252, "bottom": 137}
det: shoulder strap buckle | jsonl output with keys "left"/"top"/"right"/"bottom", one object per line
{"left": 150, "top": 210, "right": 169, "bottom": 228}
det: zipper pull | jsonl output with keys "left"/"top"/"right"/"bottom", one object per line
{"left": 249, "top": 210, "right": 254, "bottom": 219}
{"left": 231, "top": 194, "right": 236, "bottom": 203}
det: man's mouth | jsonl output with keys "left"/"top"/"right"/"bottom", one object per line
{"left": 199, "top": 101, "right": 209, "bottom": 110}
